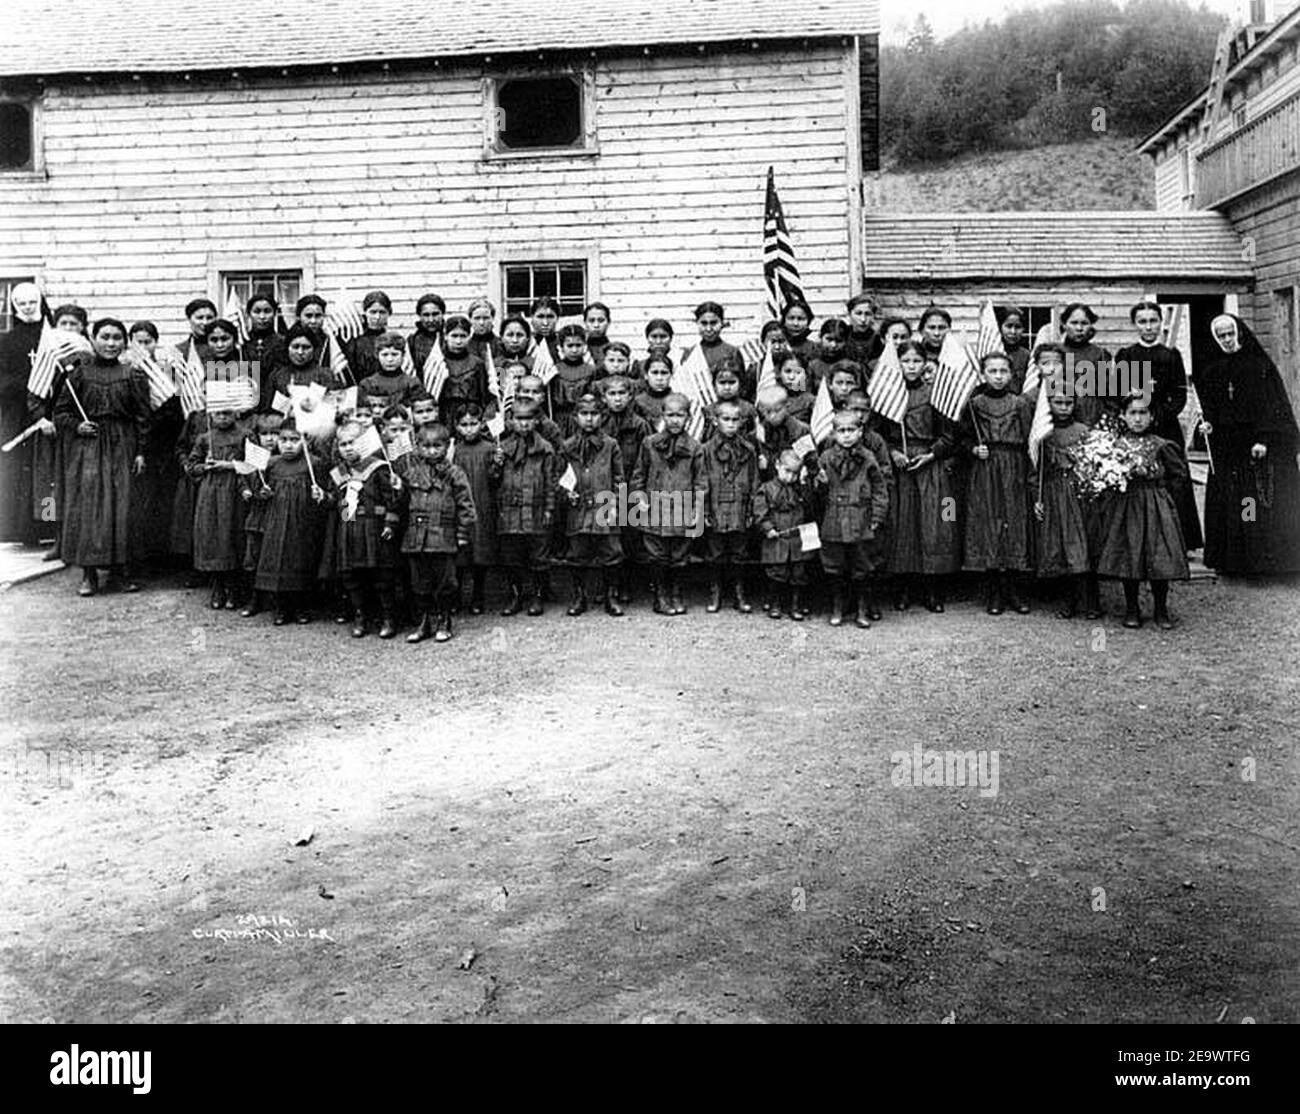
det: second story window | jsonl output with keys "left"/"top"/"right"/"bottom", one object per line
{"left": 485, "top": 70, "right": 596, "bottom": 159}
{"left": 0, "top": 98, "right": 37, "bottom": 173}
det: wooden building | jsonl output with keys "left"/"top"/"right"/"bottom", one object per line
{"left": 0, "top": 0, "right": 880, "bottom": 341}
{"left": 1139, "top": 0, "right": 1300, "bottom": 401}
{"left": 861, "top": 210, "right": 1253, "bottom": 374}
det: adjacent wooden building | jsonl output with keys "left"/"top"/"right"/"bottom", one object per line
{"left": 0, "top": 0, "right": 880, "bottom": 341}
{"left": 1139, "top": 0, "right": 1300, "bottom": 402}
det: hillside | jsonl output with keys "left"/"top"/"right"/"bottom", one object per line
{"left": 869, "top": 135, "right": 1155, "bottom": 212}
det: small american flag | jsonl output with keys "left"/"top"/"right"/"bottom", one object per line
{"left": 974, "top": 299, "right": 1005, "bottom": 361}
{"left": 673, "top": 344, "right": 717, "bottom": 441}
{"left": 868, "top": 339, "right": 908, "bottom": 426}
{"left": 223, "top": 291, "right": 250, "bottom": 343}
{"left": 762, "top": 166, "right": 805, "bottom": 320}
{"left": 809, "top": 377, "right": 835, "bottom": 445}
{"left": 930, "top": 332, "right": 980, "bottom": 422}
{"left": 27, "top": 324, "right": 90, "bottom": 400}
{"left": 530, "top": 337, "right": 558, "bottom": 385}
{"left": 128, "top": 344, "right": 177, "bottom": 409}
{"left": 177, "top": 340, "right": 207, "bottom": 417}
{"left": 401, "top": 343, "right": 416, "bottom": 377}
{"left": 244, "top": 439, "right": 272, "bottom": 471}
{"left": 325, "top": 334, "right": 351, "bottom": 385}
{"left": 324, "top": 302, "right": 365, "bottom": 343}
{"left": 1020, "top": 321, "right": 1058, "bottom": 395}
{"left": 738, "top": 335, "right": 766, "bottom": 371}
{"left": 387, "top": 429, "right": 413, "bottom": 461}
{"left": 1027, "top": 371, "right": 1054, "bottom": 467}
{"left": 423, "top": 335, "right": 450, "bottom": 399}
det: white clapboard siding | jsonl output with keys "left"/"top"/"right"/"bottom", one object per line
{"left": 0, "top": 44, "right": 856, "bottom": 342}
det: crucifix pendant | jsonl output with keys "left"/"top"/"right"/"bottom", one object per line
{"left": 1227, "top": 381, "right": 1235, "bottom": 401}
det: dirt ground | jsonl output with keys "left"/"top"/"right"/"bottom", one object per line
{"left": 1, "top": 567, "right": 1297, "bottom": 1024}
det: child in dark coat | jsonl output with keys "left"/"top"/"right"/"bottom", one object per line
{"left": 358, "top": 332, "right": 423, "bottom": 409}
{"left": 451, "top": 404, "right": 498, "bottom": 615}
{"left": 438, "top": 315, "right": 491, "bottom": 428}
{"left": 754, "top": 450, "right": 817, "bottom": 619}
{"left": 634, "top": 355, "right": 674, "bottom": 430}
{"left": 327, "top": 419, "right": 400, "bottom": 639}
{"left": 600, "top": 375, "right": 652, "bottom": 601}
{"left": 816, "top": 410, "right": 890, "bottom": 628}
{"left": 549, "top": 324, "right": 594, "bottom": 438}
{"left": 491, "top": 399, "right": 559, "bottom": 616}
{"left": 630, "top": 392, "right": 704, "bottom": 615}
{"left": 238, "top": 414, "right": 281, "bottom": 617}
{"left": 561, "top": 393, "right": 625, "bottom": 616}
{"left": 394, "top": 422, "right": 476, "bottom": 643}
{"left": 188, "top": 406, "right": 248, "bottom": 610}
{"left": 701, "top": 398, "right": 759, "bottom": 613}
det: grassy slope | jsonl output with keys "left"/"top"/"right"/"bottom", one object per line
{"left": 873, "top": 134, "right": 1156, "bottom": 211}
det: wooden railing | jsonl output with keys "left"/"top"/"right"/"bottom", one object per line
{"left": 1196, "top": 90, "right": 1300, "bottom": 207}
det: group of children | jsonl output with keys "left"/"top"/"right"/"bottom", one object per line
{"left": 50, "top": 291, "right": 1196, "bottom": 637}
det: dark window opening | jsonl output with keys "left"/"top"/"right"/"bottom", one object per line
{"left": 0, "top": 102, "right": 34, "bottom": 171}
{"left": 503, "top": 261, "right": 587, "bottom": 318}
{"left": 497, "top": 77, "right": 582, "bottom": 150}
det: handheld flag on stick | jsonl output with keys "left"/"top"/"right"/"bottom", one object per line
{"left": 867, "top": 339, "right": 908, "bottom": 427}
{"left": 178, "top": 341, "right": 207, "bottom": 418}
{"left": 401, "top": 342, "right": 416, "bottom": 377}
{"left": 931, "top": 332, "right": 981, "bottom": 423}
{"left": 672, "top": 344, "right": 717, "bottom": 441}
{"left": 205, "top": 378, "right": 252, "bottom": 412}
{"left": 1020, "top": 320, "right": 1059, "bottom": 395}
{"left": 762, "top": 166, "right": 805, "bottom": 319}
{"left": 422, "top": 335, "right": 450, "bottom": 399}
{"left": 351, "top": 423, "right": 384, "bottom": 462}
{"left": 325, "top": 334, "right": 352, "bottom": 385}
{"left": 387, "top": 429, "right": 413, "bottom": 461}
{"left": 324, "top": 302, "right": 365, "bottom": 343}
{"left": 974, "top": 299, "right": 1005, "bottom": 361}
{"left": 809, "top": 376, "right": 835, "bottom": 445}
{"left": 27, "top": 324, "right": 90, "bottom": 400}
{"left": 223, "top": 291, "right": 249, "bottom": 343}
{"left": 1027, "top": 365, "right": 1053, "bottom": 468}
{"left": 755, "top": 347, "right": 777, "bottom": 397}
{"left": 529, "top": 337, "right": 558, "bottom": 386}
{"left": 244, "top": 439, "right": 272, "bottom": 471}
{"left": 128, "top": 344, "right": 178, "bottom": 409}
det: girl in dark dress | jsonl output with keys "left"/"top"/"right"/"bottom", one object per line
{"left": 498, "top": 315, "right": 534, "bottom": 376}
{"left": 53, "top": 318, "right": 151, "bottom": 596}
{"left": 961, "top": 352, "right": 1035, "bottom": 614}
{"left": 879, "top": 341, "right": 961, "bottom": 612}
{"left": 1060, "top": 302, "right": 1114, "bottom": 429}
{"left": 1194, "top": 313, "right": 1300, "bottom": 576}
{"left": 343, "top": 291, "right": 393, "bottom": 385}
{"left": 688, "top": 301, "right": 742, "bottom": 377}
{"left": 467, "top": 297, "right": 503, "bottom": 368}
{"left": 1096, "top": 393, "right": 1190, "bottom": 628}
{"left": 31, "top": 304, "right": 91, "bottom": 557}
{"left": 251, "top": 418, "right": 327, "bottom": 623}
{"left": 259, "top": 324, "right": 334, "bottom": 412}
{"left": 1032, "top": 391, "right": 1090, "bottom": 617}
{"left": 240, "top": 292, "right": 281, "bottom": 371}
{"left": 778, "top": 300, "right": 818, "bottom": 364}
{"left": 1114, "top": 301, "right": 1202, "bottom": 550}
{"left": 997, "top": 306, "right": 1031, "bottom": 393}
{"left": 188, "top": 403, "right": 248, "bottom": 609}
{"left": 917, "top": 307, "right": 951, "bottom": 377}
{"left": 451, "top": 404, "right": 498, "bottom": 614}
{"left": 845, "top": 293, "right": 884, "bottom": 371}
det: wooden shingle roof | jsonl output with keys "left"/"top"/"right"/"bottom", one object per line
{"left": 0, "top": 0, "right": 880, "bottom": 77}
{"left": 863, "top": 211, "right": 1253, "bottom": 282}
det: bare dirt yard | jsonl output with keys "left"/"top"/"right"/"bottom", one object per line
{"left": 1, "top": 568, "right": 1297, "bottom": 1024}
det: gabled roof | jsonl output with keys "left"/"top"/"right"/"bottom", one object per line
{"left": 0, "top": 0, "right": 880, "bottom": 78}
{"left": 863, "top": 212, "right": 1253, "bottom": 282}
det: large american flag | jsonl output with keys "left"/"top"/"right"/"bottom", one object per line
{"left": 930, "top": 332, "right": 980, "bottom": 422}
{"left": 324, "top": 302, "right": 365, "bottom": 343}
{"left": 762, "top": 167, "right": 804, "bottom": 321}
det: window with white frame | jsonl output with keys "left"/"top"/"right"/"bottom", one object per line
{"left": 0, "top": 275, "right": 36, "bottom": 332}
{"left": 485, "top": 71, "right": 595, "bottom": 157}
{"left": 221, "top": 269, "right": 302, "bottom": 324}
{"left": 503, "top": 260, "right": 588, "bottom": 318}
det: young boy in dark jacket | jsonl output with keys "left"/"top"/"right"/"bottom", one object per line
{"left": 701, "top": 398, "right": 759, "bottom": 613}
{"left": 490, "top": 398, "right": 559, "bottom": 616}
{"left": 753, "top": 450, "right": 817, "bottom": 619}
{"left": 561, "top": 393, "right": 625, "bottom": 617}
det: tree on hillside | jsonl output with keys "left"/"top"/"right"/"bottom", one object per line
{"left": 880, "top": 0, "right": 1225, "bottom": 165}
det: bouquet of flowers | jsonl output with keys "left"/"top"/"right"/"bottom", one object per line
{"left": 1069, "top": 421, "right": 1144, "bottom": 499}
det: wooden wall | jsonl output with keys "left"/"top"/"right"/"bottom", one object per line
{"left": 0, "top": 42, "right": 856, "bottom": 346}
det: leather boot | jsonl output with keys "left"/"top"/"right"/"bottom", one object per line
{"left": 829, "top": 584, "right": 846, "bottom": 627}
{"left": 603, "top": 573, "right": 624, "bottom": 616}
{"left": 567, "top": 571, "right": 588, "bottom": 616}
{"left": 924, "top": 578, "right": 945, "bottom": 613}
{"left": 894, "top": 577, "right": 911, "bottom": 611}
{"left": 670, "top": 571, "right": 686, "bottom": 615}
{"left": 1122, "top": 579, "right": 1142, "bottom": 629}
{"left": 434, "top": 609, "right": 453, "bottom": 642}
{"left": 406, "top": 612, "right": 434, "bottom": 643}
{"left": 986, "top": 573, "right": 1004, "bottom": 616}
{"left": 706, "top": 575, "right": 723, "bottom": 613}
{"left": 378, "top": 610, "right": 398, "bottom": 639}
{"left": 350, "top": 609, "right": 367, "bottom": 638}
{"left": 855, "top": 588, "right": 872, "bottom": 629}
{"left": 732, "top": 578, "right": 752, "bottom": 613}
{"left": 240, "top": 590, "right": 262, "bottom": 618}
{"left": 1055, "top": 577, "right": 1079, "bottom": 620}
{"left": 470, "top": 569, "right": 486, "bottom": 615}
{"left": 789, "top": 588, "right": 805, "bottom": 621}
{"left": 78, "top": 568, "right": 98, "bottom": 597}
{"left": 1082, "top": 573, "right": 1102, "bottom": 619}
{"left": 653, "top": 571, "right": 672, "bottom": 615}
{"left": 864, "top": 581, "right": 882, "bottom": 621}
{"left": 209, "top": 578, "right": 226, "bottom": 610}
{"left": 526, "top": 574, "right": 545, "bottom": 616}
{"left": 616, "top": 567, "right": 632, "bottom": 604}
{"left": 1152, "top": 581, "right": 1175, "bottom": 630}
{"left": 501, "top": 577, "right": 523, "bottom": 616}
{"left": 1008, "top": 576, "right": 1031, "bottom": 614}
